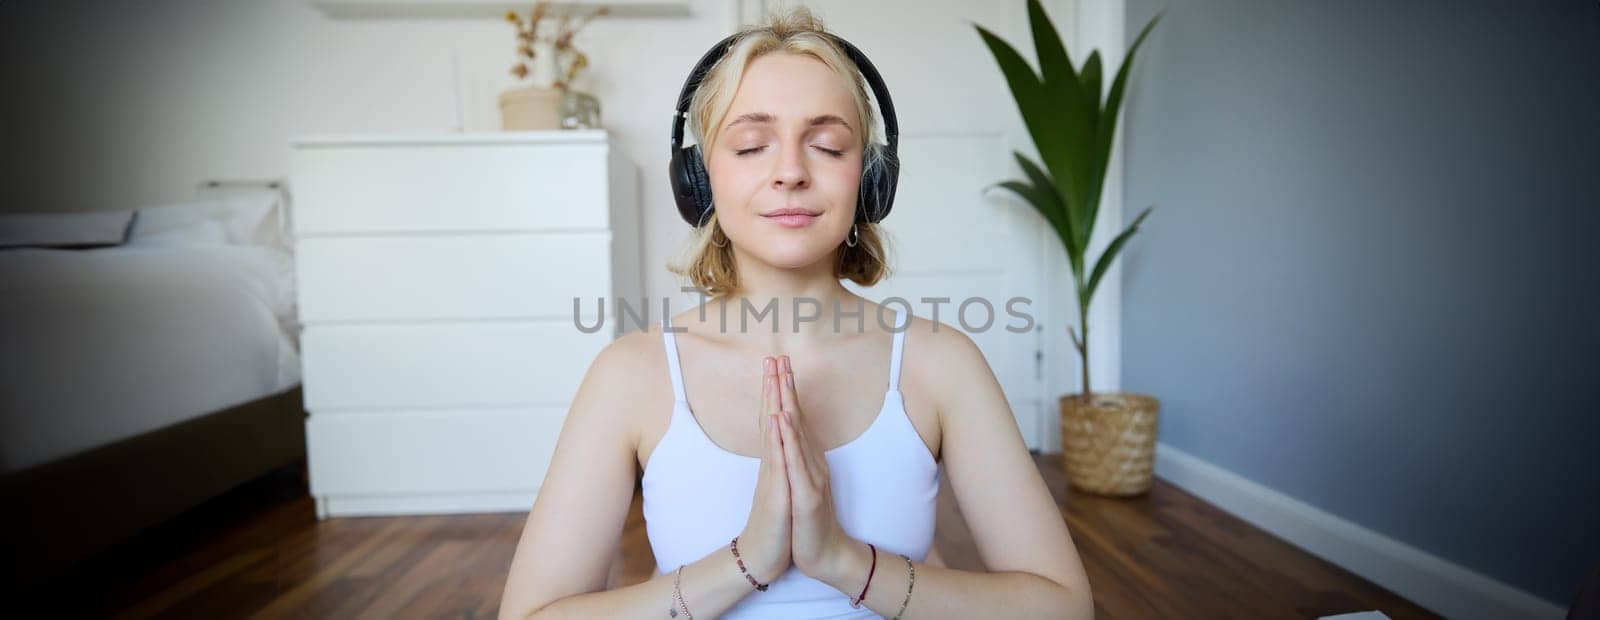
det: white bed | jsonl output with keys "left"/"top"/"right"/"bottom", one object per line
{"left": 0, "top": 184, "right": 307, "bottom": 583}
{"left": 0, "top": 188, "right": 301, "bottom": 474}
{"left": 0, "top": 243, "right": 300, "bottom": 474}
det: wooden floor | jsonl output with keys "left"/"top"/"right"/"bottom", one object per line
{"left": 56, "top": 454, "right": 1439, "bottom": 619}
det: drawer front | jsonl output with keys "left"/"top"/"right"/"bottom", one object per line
{"left": 296, "top": 232, "right": 613, "bottom": 322}
{"left": 290, "top": 142, "right": 611, "bottom": 234}
{"left": 301, "top": 321, "right": 610, "bottom": 410}
{"left": 306, "top": 407, "right": 566, "bottom": 496}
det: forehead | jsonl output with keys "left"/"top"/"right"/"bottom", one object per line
{"left": 725, "top": 52, "right": 858, "bottom": 127}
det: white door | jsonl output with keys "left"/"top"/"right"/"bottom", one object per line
{"left": 744, "top": 0, "right": 1079, "bottom": 450}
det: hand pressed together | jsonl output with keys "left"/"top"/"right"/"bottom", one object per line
{"left": 774, "top": 355, "right": 861, "bottom": 580}
{"left": 735, "top": 356, "right": 793, "bottom": 585}
{"left": 738, "top": 355, "right": 865, "bottom": 586}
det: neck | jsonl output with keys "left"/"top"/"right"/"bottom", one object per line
{"left": 700, "top": 249, "right": 874, "bottom": 343}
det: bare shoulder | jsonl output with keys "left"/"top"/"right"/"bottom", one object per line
{"left": 574, "top": 324, "right": 670, "bottom": 451}
{"left": 913, "top": 314, "right": 985, "bottom": 357}
{"left": 896, "top": 313, "right": 995, "bottom": 460}
{"left": 591, "top": 324, "right": 665, "bottom": 377}
{"left": 902, "top": 313, "right": 994, "bottom": 398}
{"left": 583, "top": 327, "right": 661, "bottom": 396}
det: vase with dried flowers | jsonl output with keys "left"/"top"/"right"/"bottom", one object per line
{"left": 500, "top": 2, "right": 609, "bottom": 131}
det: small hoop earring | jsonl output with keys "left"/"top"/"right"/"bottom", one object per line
{"left": 845, "top": 222, "right": 859, "bottom": 248}
{"left": 710, "top": 226, "right": 728, "bottom": 248}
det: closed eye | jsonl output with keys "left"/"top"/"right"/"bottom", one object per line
{"left": 734, "top": 146, "right": 847, "bottom": 158}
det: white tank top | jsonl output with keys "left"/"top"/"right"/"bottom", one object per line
{"left": 642, "top": 307, "right": 940, "bottom": 619}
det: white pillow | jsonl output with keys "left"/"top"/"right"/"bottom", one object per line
{"left": 190, "top": 185, "right": 291, "bottom": 249}
{"left": 0, "top": 210, "right": 137, "bottom": 249}
{"left": 128, "top": 193, "right": 285, "bottom": 250}
{"left": 125, "top": 209, "right": 231, "bottom": 246}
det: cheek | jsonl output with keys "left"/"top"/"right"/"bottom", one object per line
{"left": 702, "top": 159, "right": 751, "bottom": 213}
{"left": 706, "top": 150, "right": 761, "bottom": 185}
{"left": 829, "top": 152, "right": 865, "bottom": 186}
{"left": 830, "top": 163, "right": 865, "bottom": 206}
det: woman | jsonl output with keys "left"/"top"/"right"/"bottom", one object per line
{"left": 500, "top": 7, "right": 1090, "bottom": 619}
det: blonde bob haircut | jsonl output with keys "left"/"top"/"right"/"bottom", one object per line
{"left": 668, "top": 5, "right": 894, "bottom": 299}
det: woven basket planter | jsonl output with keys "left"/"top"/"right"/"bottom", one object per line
{"left": 1059, "top": 392, "right": 1161, "bottom": 497}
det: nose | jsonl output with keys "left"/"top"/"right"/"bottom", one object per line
{"left": 771, "top": 143, "right": 810, "bottom": 190}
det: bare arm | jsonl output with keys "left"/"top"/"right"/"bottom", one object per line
{"left": 497, "top": 334, "right": 767, "bottom": 619}
{"left": 810, "top": 324, "right": 1093, "bottom": 619}
{"left": 512, "top": 544, "right": 770, "bottom": 620}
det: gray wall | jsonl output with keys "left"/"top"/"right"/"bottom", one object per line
{"left": 1121, "top": 0, "right": 1598, "bottom": 608}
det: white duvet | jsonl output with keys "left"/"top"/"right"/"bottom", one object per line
{"left": 0, "top": 243, "right": 302, "bottom": 474}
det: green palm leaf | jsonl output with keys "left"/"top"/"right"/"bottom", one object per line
{"left": 1021, "top": 0, "right": 1095, "bottom": 219}
{"left": 1084, "top": 11, "right": 1163, "bottom": 240}
{"left": 991, "top": 179, "right": 1074, "bottom": 266}
{"left": 1081, "top": 50, "right": 1103, "bottom": 118}
{"left": 971, "top": 23, "right": 1082, "bottom": 214}
{"left": 972, "top": 0, "right": 1163, "bottom": 399}
{"left": 1086, "top": 206, "right": 1153, "bottom": 304}
{"left": 1013, "top": 151, "right": 1083, "bottom": 273}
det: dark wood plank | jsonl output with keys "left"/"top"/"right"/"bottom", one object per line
{"left": 71, "top": 454, "right": 1438, "bottom": 618}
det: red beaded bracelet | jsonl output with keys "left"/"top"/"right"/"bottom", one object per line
{"left": 729, "top": 536, "right": 769, "bottom": 591}
{"left": 850, "top": 543, "right": 878, "bottom": 608}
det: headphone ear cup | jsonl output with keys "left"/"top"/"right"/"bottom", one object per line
{"left": 669, "top": 146, "right": 705, "bottom": 226}
{"left": 856, "top": 174, "right": 875, "bottom": 223}
{"left": 882, "top": 156, "right": 900, "bottom": 221}
{"left": 857, "top": 157, "right": 898, "bottom": 223}
{"left": 683, "top": 144, "right": 714, "bottom": 225}
{"left": 865, "top": 154, "right": 900, "bottom": 223}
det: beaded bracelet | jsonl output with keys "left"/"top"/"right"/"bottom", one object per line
{"left": 890, "top": 553, "right": 915, "bottom": 620}
{"left": 729, "top": 536, "right": 769, "bottom": 591}
{"left": 670, "top": 565, "right": 694, "bottom": 619}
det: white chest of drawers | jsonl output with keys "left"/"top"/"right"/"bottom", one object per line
{"left": 288, "top": 130, "right": 641, "bottom": 518}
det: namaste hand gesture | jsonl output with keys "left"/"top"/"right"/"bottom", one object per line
{"left": 738, "top": 355, "right": 866, "bottom": 590}
{"left": 769, "top": 354, "right": 859, "bottom": 580}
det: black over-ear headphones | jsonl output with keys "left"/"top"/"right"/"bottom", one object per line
{"left": 668, "top": 31, "right": 900, "bottom": 228}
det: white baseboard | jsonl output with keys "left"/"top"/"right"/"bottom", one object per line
{"left": 1152, "top": 442, "right": 1567, "bottom": 620}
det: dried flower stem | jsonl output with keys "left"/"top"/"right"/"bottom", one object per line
{"left": 505, "top": 1, "right": 607, "bottom": 85}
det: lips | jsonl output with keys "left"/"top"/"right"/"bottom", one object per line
{"left": 762, "top": 207, "right": 820, "bottom": 228}
{"left": 762, "top": 207, "right": 820, "bottom": 217}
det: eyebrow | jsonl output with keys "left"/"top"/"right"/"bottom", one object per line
{"left": 725, "top": 112, "right": 854, "bottom": 134}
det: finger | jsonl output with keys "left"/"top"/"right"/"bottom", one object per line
{"left": 783, "top": 408, "right": 824, "bottom": 486}
{"left": 768, "top": 356, "right": 780, "bottom": 415}
{"left": 778, "top": 410, "right": 814, "bottom": 495}
{"left": 768, "top": 412, "right": 789, "bottom": 493}
{"left": 779, "top": 357, "right": 814, "bottom": 453}
{"left": 765, "top": 357, "right": 780, "bottom": 420}
{"left": 760, "top": 357, "right": 774, "bottom": 432}
{"left": 777, "top": 357, "right": 827, "bottom": 482}
{"left": 780, "top": 355, "right": 802, "bottom": 425}
{"left": 759, "top": 358, "right": 778, "bottom": 486}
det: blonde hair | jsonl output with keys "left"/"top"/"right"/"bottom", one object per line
{"left": 667, "top": 5, "right": 893, "bottom": 299}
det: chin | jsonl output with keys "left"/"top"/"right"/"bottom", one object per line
{"left": 747, "top": 234, "right": 836, "bottom": 268}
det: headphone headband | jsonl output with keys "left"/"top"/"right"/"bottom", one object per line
{"left": 668, "top": 31, "right": 901, "bottom": 227}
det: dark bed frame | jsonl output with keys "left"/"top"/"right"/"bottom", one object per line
{"left": 0, "top": 385, "right": 307, "bottom": 590}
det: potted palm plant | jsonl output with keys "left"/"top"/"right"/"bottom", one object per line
{"left": 974, "top": 0, "right": 1164, "bottom": 497}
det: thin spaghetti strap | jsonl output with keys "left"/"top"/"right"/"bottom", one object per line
{"left": 888, "top": 307, "right": 907, "bottom": 392}
{"left": 661, "top": 318, "right": 687, "bottom": 403}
